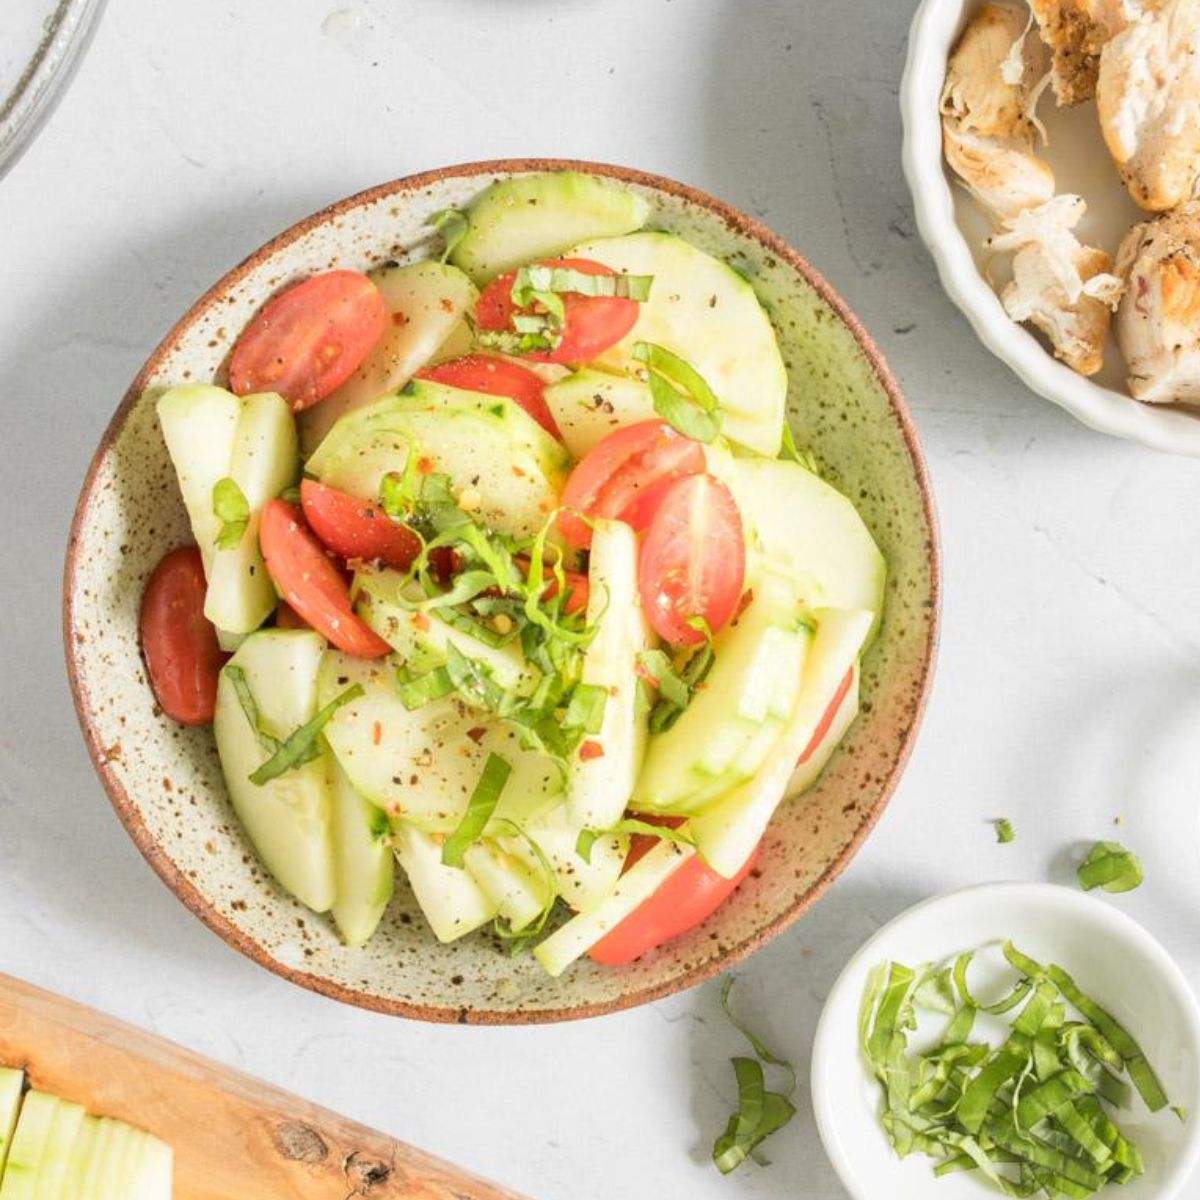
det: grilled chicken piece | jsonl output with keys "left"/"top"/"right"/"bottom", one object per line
{"left": 944, "top": 124, "right": 1057, "bottom": 219}
{"left": 1028, "top": 0, "right": 1151, "bottom": 105}
{"left": 989, "top": 195, "right": 1125, "bottom": 375}
{"left": 1115, "top": 201, "right": 1200, "bottom": 400}
{"left": 1097, "top": 0, "right": 1200, "bottom": 211}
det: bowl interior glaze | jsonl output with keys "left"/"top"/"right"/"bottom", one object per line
{"left": 64, "top": 160, "right": 939, "bottom": 1023}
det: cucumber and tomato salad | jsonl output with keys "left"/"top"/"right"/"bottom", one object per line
{"left": 138, "top": 170, "right": 886, "bottom": 975}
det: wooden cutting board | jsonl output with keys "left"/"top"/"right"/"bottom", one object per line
{"left": 0, "top": 972, "right": 532, "bottom": 1199}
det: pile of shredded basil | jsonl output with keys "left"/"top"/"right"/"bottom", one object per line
{"left": 860, "top": 942, "right": 1179, "bottom": 1197}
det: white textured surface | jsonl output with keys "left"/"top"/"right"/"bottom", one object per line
{"left": 1, "top": 1, "right": 1198, "bottom": 1197}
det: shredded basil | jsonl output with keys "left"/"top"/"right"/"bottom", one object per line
{"left": 1076, "top": 841, "right": 1142, "bottom": 894}
{"left": 511, "top": 264, "right": 653, "bottom": 304}
{"left": 394, "top": 663, "right": 455, "bottom": 711}
{"left": 212, "top": 476, "right": 250, "bottom": 550}
{"left": 574, "top": 818, "right": 695, "bottom": 865}
{"left": 633, "top": 341, "right": 722, "bottom": 443}
{"left": 994, "top": 818, "right": 1016, "bottom": 844}
{"left": 712, "top": 977, "right": 796, "bottom": 1173}
{"left": 441, "top": 752, "right": 512, "bottom": 868}
{"left": 224, "top": 665, "right": 278, "bottom": 756}
{"left": 486, "top": 816, "right": 558, "bottom": 955}
{"left": 427, "top": 207, "right": 468, "bottom": 263}
{"left": 474, "top": 327, "right": 559, "bottom": 355}
{"left": 641, "top": 643, "right": 715, "bottom": 734}
{"left": 248, "top": 683, "right": 364, "bottom": 785}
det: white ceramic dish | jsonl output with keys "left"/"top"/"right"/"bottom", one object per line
{"left": 901, "top": 0, "right": 1200, "bottom": 457}
{"left": 811, "top": 882, "right": 1200, "bottom": 1200}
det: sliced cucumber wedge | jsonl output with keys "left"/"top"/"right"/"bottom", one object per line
{"left": 532, "top": 839, "right": 695, "bottom": 977}
{"left": 330, "top": 761, "right": 394, "bottom": 948}
{"left": 632, "top": 573, "right": 811, "bottom": 814}
{"left": 0, "top": 1069, "right": 23, "bottom": 1183}
{"left": 31, "top": 1097, "right": 84, "bottom": 1200}
{"left": 451, "top": 171, "right": 650, "bottom": 284}
{"left": 204, "top": 391, "right": 299, "bottom": 635}
{"left": 318, "top": 651, "right": 563, "bottom": 832}
{"left": 60, "top": 1114, "right": 98, "bottom": 1200}
{"left": 212, "top": 630, "right": 337, "bottom": 913}
{"left": 567, "top": 519, "right": 652, "bottom": 829}
{"left": 133, "top": 1133, "right": 174, "bottom": 1200}
{"left": 692, "top": 608, "right": 873, "bottom": 879}
{"left": 391, "top": 823, "right": 498, "bottom": 942}
{"left": 0, "top": 1090, "right": 57, "bottom": 1200}
{"left": 301, "top": 260, "right": 479, "bottom": 454}
{"left": 156, "top": 385, "right": 241, "bottom": 573}
{"left": 355, "top": 565, "right": 528, "bottom": 689}
{"left": 788, "top": 664, "right": 859, "bottom": 796}
{"left": 463, "top": 840, "right": 551, "bottom": 933}
{"left": 542, "top": 369, "right": 657, "bottom": 460}
{"left": 564, "top": 231, "right": 788, "bottom": 456}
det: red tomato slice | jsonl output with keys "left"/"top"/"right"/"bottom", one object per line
{"left": 591, "top": 428, "right": 705, "bottom": 532}
{"left": 418, "top": 354, "right": 559, "bottom": 437}
{"left": 259, "top": 500, "right": 390, "bottom": 658}
{"left": 475, "top": 257, "right": 638, "bottom": 365}
{"left": 589, "top": 836, "right": 760, "bottom": 967}
{"left": 229, "top": 271, "right": 388, "bottom": 411}
{"left": 274, "top": 602, "right": 310, "bottom": 630}
{"left": 139, "top": 545, "right": 226, "bottom": 725}
{"left": 299, "top": 479, "right": 420, "bottom": 570}
{"left": 638, "top": 473, "right": 746, "bottom": 645}
{"left": 557, "top": 420, "right": 678, "bottom": 549}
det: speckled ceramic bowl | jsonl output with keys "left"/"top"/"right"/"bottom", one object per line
{"left": 64, "top": 159, "right": 939, "bottom": 1023}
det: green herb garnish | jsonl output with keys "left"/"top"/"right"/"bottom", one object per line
{"left": 779, "top": 421, "right": 818, "bottom": 473}
{"left": 212, "top": 477, "right": 250, "bottom": 550}
{"left": 994, "top": 818, "right": 1016, "bottom": 844}
{"left": 1077, "top": 842, "right": 1142, "bottom": 894}
{"left": 633, "top": 341, "right": 722, "bottom": 443}
{"left": 640, "top": 643, "right": 715, "bottom": 734}
{"left": 574, "top": 818, "right": 696, "bottom": 865}
{"left": 248, "top": 684, "right": 363, "bottom": 785}
{"left": 441, "top": 752, "right": 512, "bottom": 868}
{"left": 427, "top": 207, "right": 468, "bottom": 263}
{"left": 511, "top": 264, "right": 653, "bottom": 304}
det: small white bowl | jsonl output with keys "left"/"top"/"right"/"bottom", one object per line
{"left": 901, "top": 0, "right": 1200, "bottom": 457}
{"left": 811, "top": 882, "right": 1200, "bottom": 1200}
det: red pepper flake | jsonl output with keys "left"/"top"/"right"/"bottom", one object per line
{"left": 412, "top": 611, "right": 431, "bottom": 632}
{"left": 511, "top": 465, "right": 527, "bottom": 478}
{"left": 372, "top": 721, "right": 382, "bottom": 746}
{"left": 439, "top": 297, "right": 455, "bottom": 313}
{"left": 466, "top": 726, "right": 487, "bottom": 744}
{"left": 578, "top": 740, "right": 605, "bottom": 761}
{"left": 417, "top": 456, "right": 435, "bottom": 475}
{"left": 391, "top": 310, "right": 410, "bottom": 326}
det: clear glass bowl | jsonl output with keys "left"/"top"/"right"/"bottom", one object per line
{"left": 0, "top": 0, "right": 106, "bottom": 179}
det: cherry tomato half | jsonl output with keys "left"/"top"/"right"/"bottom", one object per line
{"left": 418, "top": 354, "right": 559, "bottom": 437}
{"left": 638, "top": 473, "right": 745, "bottom": 645}
{"left": 229, "top": 270, "right": 388, "bottom": 411}
{"left": 139, "top": 545, "right": 226, "bottom": 725}
{"left": 259, "top": 500, "right": 390, "bottom": 659}
{"left": 475, "top": 258, "right": 638, "bottom": 365}
{"left": 299, "top": 479, "right": 421, "bottom": 570}
{"left": 274, "top": 602, "right": 310, "bottom": 631}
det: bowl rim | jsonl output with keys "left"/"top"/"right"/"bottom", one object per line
{"left": 810, "top": 881, "right": 1200, "bottom": 1200}
{"left": 900, "top": 0, "right": 1200, "bottom": 458}
{"left": 62, "top": 156, "right": 942, "bottom": 1024}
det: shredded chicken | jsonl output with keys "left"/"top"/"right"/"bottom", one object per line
{"left": 1097, "top": 0, "right": 1200, "bottom": 211}
{"left": 1114, "top": 200, "right": 1200, "bottom": 399}
{"left": 943, "top": 124, "right": 1057, "bottom": 218}
{"left": 1028, "top": 0, "right": 1153, "bottom": 104}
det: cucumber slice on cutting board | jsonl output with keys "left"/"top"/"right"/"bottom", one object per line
{"left": 306, "top": 382, "right": 569, "bottom": 539}
{"left": 391, "top": 823, "right": 498, "bottom": 942}
{"left": 318, "top": 651, "right": 563, "bottom": 832}
{"left": 564, "top": 231, "right": 788, "bottom": 456}
{"left": 0, "top": 1069, "right": 23, "bottom": 1183}
{"left": 692, "top": 608, "right": 873, "bottom": 879}
{"left": 212, "top": 630, "right": 337, "bottom": 913}
{"left": 354, "top": 565, "right": 528, "bottom": 690}
{"left": 632, "top": 572, "right": 810, "bottom": 815}
{"left": 451, "top": 171, "right": 650, "bottom": 284}
{"left": 156, "top": 385, "right": 241, "bottom": 574}
{"left": 203, "top": 391, "right": 299, "bottom": 635}
{"left": 543, "top": 369, "right": 658, "bottom": 461}
{"left": 0, "top": 1090, "right": 57, "bottom": 1199}
{"left": 567, "top": 519, "right": 652, "bottom": 829}
{"left": 532, "top": 838, "right": 695, "bottom": 977}
{"left": 330, "top": 761, "right": 394, "bottom": 948}
{"left": 300, "top": 260, "right": 479, "bottom": 455}
{"left": 30, "top": 1097, "right": 85, "bottom": 1200}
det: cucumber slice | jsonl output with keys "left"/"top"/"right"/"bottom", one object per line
{"left": 532, "top": 839, "right": 695, "bottom": 976}
{"left": 212, "top": 630, "right": 337, "bottom": 913}
{"left": 0, "top": 1069, "right": 23, "bottom": 1183}
{"left": 59, "top": 1115, "right": 97, "bottom": 1200}
{"left": 73, "top": 1114, "right": 111, "bottom": 1200}
{"left": 542, "top": 369, "right": 657, "bottom": 460}
{"left": 204, "top": 391, "right": 299, "bottom": 634}
{"left": 692, "top": 608, "right": 873, "bottom": 878}
{"left": 788, "top": 666, "right": 859, "bottom": 795}
{"left": 318, "top": 651, "right": 563, "bottom": 832}
{"left": 391, "top": 823, "right": 497, "bottom": 942}
{"left": 564, "top": 232, "right": 787, "bottom": 456}
{"left": 712, "top": 455, "right": 886, "bottom": 628}
{"left": 129, "top": 1135, "right": 172, "bottom": 1200}
{"left": 632, "top": 574, "right": 811, "bottom": 814}
{"left": 463, "top": 841, "right": 551, "bottom": 932}
{"left": 307, "top": 382, "right": 569, "bottom": 539}
{"left": 300, "top": 261, "right": 479, "bottom": 454}
{"left": 567, "top": 519, "right": 652, "bottom": 829}
{"left": 355, "top": 565, "right": 528, "bottom": 689}
{"left": 451, "top": 171, "right": 650, "bottom": 284}
{"left": 31, "top": 1098, "right": 84, "bottom": 1200}
{"left": 104, "top": 1126, "right": 144, "bottom": 1200}
{"left": 92, "top": 1119, "right": 131, "bottom": 1200}
{"left": 0, "top": 1092, "right": 57, "bottom": 1200}
{"left": 330, "top": 761, "right": 394, "bottom": 948}
{"left": 156, "top": 385, "right": 241, "bottom": 573}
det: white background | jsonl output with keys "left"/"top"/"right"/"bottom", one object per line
{"left": 2, "top": 1, "right": 1198, "bottom": 1197}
